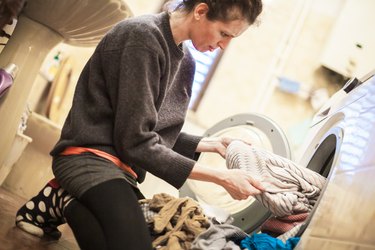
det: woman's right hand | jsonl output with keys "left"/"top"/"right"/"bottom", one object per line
{"left": 188, "top": 164, "right": 265, "bottom": 200}
{"left": 216, "top": 169, "right": 265, "bottom": 200}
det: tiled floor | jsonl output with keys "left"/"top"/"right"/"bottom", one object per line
{"left": 0, "top": 188, "right": 79, "bottom": 250}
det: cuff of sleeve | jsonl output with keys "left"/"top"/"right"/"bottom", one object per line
{"left": 168, "top": 156, "right": 195, "bottom": 189}
{"left": 173, "top": 132, "right": 202, "bottom": 159}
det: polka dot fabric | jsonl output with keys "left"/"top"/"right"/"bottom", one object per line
{"left": 15, "top": 182, "right": 73, "bottom": 239}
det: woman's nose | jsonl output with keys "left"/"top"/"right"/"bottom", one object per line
{"left": 218, "top": 38, "right": 232, "bottom": 50}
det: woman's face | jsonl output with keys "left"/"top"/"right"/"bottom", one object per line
{"left": 189, "top": 6, "right": 249, "bottom": 52}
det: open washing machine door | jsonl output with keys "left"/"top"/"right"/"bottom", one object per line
{"left": 180, "top": 113, "right": 292, "bottom": 233}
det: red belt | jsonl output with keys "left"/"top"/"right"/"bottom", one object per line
{"left": 60, "top": 146, "right": 137, "bottom": 179}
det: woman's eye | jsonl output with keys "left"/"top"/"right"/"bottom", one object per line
{"left": 221, "top": 32, "right": 229, "bottom": 37}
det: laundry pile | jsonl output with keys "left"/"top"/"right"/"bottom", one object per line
{"left": 140, "top": 194, "right": 302, "bottom": 250}
{"left": 140, "top": 140, "right": 327, "bottom": 249}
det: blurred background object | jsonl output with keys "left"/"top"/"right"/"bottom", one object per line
{"left": 0, "top": 0, "right": 25, "bottom": 29}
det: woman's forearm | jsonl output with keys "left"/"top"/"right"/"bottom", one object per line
{"left": 188, "top": 162, "right": 224, "bottom": 184}
{"left": 188, "top": 163, "right": 265, "bottom": 200}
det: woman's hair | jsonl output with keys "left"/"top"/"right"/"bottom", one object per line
{"left": 171, "top": 0, "right": 263, "bottom": 25}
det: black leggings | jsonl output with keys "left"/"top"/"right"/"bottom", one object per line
{"left": 64, "top": 179, "right": 152, "bottom": 250}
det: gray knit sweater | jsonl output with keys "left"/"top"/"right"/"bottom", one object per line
{"left": 50, "top": 12, "right": 201, "bottom": 189}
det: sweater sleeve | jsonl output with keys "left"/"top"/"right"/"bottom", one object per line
{"left": 172, "top": 132, "right": 202, "bottom": 160}
{"left": 104, "top": 46, "right": 195, "bottom": 189}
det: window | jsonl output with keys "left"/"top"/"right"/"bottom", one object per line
{"left": 184, "top": 40, "right": 223, "bottom": 111}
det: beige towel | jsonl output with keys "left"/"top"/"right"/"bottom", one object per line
{"left": 226, "top": 141, "right": 326, "bottom": 217}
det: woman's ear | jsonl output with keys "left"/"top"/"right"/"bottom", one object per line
{"left": 194, "top": 3, "right": 209, "bottom": 20}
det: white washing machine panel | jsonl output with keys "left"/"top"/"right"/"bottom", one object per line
{"left": 296, "top": 71, "right": 375, "bottom": 248}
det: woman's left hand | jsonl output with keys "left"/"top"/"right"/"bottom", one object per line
{"left": 196, "top": 136, "right": 251, "bottom": 158}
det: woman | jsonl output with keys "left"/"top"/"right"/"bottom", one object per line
{"left": 16, "top": 0, "right": 264, "bottom": 249}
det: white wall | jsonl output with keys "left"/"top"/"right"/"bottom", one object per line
{"left": 125, "top": 0, "right": 162, "bottom": 16}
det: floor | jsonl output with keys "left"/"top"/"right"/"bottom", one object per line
{"left": 0, "top": 187, "right": 79, "bottom": 250}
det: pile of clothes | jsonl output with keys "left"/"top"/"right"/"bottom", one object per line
{"left": 139, "top": 193, "right": 210, "bottom": 249}
{"left": 139, "top": 140, "right": 326, "bottom": 250}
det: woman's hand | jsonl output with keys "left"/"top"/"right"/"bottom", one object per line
{"left": 217, "top": 169, "right": 264, "bottom": 200}
{"left": 189, "top": 164, "right": 265, "bottom": 200}
{"left": 196, "top": 136, "right": 251, "bottom": 158}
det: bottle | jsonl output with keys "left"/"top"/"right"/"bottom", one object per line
{"left": 41, "top": 51, "right": 62, "bottom": 82}
{"left": 0, "top": 63, "right": 19, "bottom": 98}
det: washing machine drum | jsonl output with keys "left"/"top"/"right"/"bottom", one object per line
{"left": 179, "top": 113, "right": 292, "bottom": 233}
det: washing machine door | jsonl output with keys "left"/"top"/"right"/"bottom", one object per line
{"left": 180, "top": 113, "right": 292, "bottom": 233}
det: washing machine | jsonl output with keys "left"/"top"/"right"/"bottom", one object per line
{"left": 180, "top": 68, "right": 375, "bottom": 245}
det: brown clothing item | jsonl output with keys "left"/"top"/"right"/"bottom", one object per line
{"left": 141, "top": 193, "right": 210, "bottom": 250}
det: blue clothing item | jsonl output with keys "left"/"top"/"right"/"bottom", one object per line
{"left": 241, "top": 233, "right": 300, "bottom": 250}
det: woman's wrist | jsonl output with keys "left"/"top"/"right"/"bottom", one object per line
{"left": 196, "top": 137, "right": 222, "bottom": 153}
{"left": 188, "top": 163, "right": 225, "bottom": 185}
